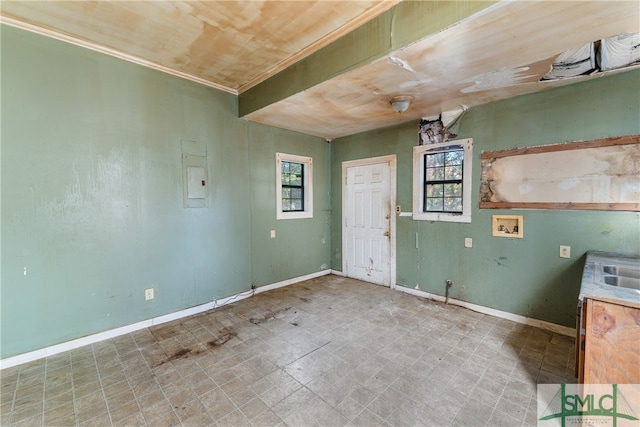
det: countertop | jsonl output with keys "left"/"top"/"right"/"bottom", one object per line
{"left": 579, "top": 251, "right": 640, "bottom": 306}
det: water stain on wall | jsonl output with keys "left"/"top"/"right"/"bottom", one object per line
{"left": 481, "top": 139, "right": 640, "bottom": 206}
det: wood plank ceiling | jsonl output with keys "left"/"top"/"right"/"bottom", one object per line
{"left": 1, "top": 1, "right": 639, "bottom": 140}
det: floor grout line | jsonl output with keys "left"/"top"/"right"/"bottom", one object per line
{"left": 91, "top": 343, "right": 112, "bottom": 427}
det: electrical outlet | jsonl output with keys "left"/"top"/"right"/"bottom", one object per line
{"left": 464, "top": 237, "right": 473, "bottom": 248}
{"left": 270, "top": 229, "right": 276, "bottom": 239}
{"left": 559, "top": 245, "right": 571, "bottom": 259}
{"left": 145, "top": 288, "right": 154, "bottom": 301}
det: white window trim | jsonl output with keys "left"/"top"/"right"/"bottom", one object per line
{"left": 276, "top": 152, "right": 313, "bottom": 220}
{"left": 412, "top": 138, "right": 473, "bottom": 223}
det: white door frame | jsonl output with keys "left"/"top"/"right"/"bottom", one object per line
{"left": 342, "top": 155, "right": 396, "bottom": 287}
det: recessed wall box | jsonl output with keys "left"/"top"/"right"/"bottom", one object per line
{"left": 492, "top": 215, "right": 523, "bottom": 238}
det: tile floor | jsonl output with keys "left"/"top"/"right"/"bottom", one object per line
{"left": 1, "top": 275, "right": 577, "bottom": 427}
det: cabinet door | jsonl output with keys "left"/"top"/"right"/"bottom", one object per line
{"left": 584, "top": 300, "right": 640, "bottom": 384}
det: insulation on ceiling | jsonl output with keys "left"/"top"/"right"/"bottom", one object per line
{"left": 542, "top": 43, "right": 596, "bottom": 80}
{"left": 599, "top": 32, "right": 640, "bottom": 71}
{"left": 542, "top": 32, "right": 640, "bottom": 81}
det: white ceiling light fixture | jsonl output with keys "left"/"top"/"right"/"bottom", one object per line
{"left": 390, "top": 95, "right": 413, "bottom": 113}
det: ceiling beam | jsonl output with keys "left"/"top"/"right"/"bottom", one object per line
{"left": 238, "top": 0, "right": 496, "bottom": 117}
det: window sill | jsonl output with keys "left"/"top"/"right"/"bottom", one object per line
{"left": 277, "top": 211, "right": 313, "bottom": 220}
{"left": 412, "top": 212, "right": 471, "bottom": 223}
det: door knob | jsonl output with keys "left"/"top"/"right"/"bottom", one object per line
{"left": 384, "top": 231, "right": 390, "bottom": 237}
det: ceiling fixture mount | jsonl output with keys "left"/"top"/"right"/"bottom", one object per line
{"left": 390, "top": 95, "right": 413, "bottom": 113}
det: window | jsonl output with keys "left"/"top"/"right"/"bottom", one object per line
{"left": 281, "top": 160, "right": 304, "bottom": 211}
{"left": 424, "top": 148, "right": 463, "bottom": 213}
{"left": 276, "top": 153, "right": 313, "bottom": 219}
{"left": 413, "top": 138, "right": 472, "bottom": 222}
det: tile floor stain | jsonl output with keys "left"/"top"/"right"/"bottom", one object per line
{"left": 1, "top": 275, "right": 578, "bottom": 427}
{"left": 170, "top": 348, "right": 192, "bottom": 360}
{"left": 248, "top": 306, "right": 291, "bottom": 324}
{"left": 155, "top": 347, "right": 206, "bottom": 368}
{"left": 207, "top": 330, "right": 237, "bottom": 348}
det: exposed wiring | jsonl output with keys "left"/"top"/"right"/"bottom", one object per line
{"left": 211, "top": 286, "right": 255, "bottom": 310}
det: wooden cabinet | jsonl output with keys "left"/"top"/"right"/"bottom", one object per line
{"left": 579, "top": 298, "right": 640, "bottom": 384}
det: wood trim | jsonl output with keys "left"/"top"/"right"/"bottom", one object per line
{"left": 480, "top": 134, "right": 640, "bottom": 211}
{"left": 481, "top": 134, "right": 640, "bottom": 160}
{"left": 480, "top": 202, "right": 640, "bottom": 211}
{"left": 585, "top": 295, "right": 640, "bottom": 311}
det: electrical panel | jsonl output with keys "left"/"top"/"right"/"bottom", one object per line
{"left": 182, "top": 140, "right": 208, "bottom": 208}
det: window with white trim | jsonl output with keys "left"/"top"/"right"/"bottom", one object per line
{"left": 276, "top": 152, "right": 313, "bottom": 219}
{"left": 413, "top": 138, "right": 473, "bottom": 223}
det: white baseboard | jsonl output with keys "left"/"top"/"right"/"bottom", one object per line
{"left": 0, "top": 270, "right": 332, "bottom": 370}
{"left": 392, "top": 284, "right": 575, "bottom": 337}
{"left": 1, "top": 270, "right": 574, "bottom": 369}
{"left": 254, "top": 269, "right": 331, "bottom": 294}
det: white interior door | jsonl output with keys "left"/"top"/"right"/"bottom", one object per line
{"left": 344, "top": 159, "right": 394, "bottom": 286}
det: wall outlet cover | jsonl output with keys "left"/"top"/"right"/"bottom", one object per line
{"left": 559, "top": 245, "right": 571, "bottom": 258}
{"left": 145, "top": 288, "right": 154, "bottom": 300}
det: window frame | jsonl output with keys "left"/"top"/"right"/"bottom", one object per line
{"left": 413, "top": 138, "right": 473, "bottom": 223}
{"left": 276, "top": 152, "right": 313, "bottom": 220}
{"left": 280, "top": 160, "right": 305, "bottom": 212}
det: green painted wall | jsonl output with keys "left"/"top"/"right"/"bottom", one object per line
{"left": 0, "top": 26, "right": 330, "bottom": 359}
{"left": 331, "top": 70, "right": 640, "bottom": 327}
{"left": 249, "top": 125, "right": 332, "bottom": 286}
{"left": 2, "top": 20, "right": 639, "bottom": 361}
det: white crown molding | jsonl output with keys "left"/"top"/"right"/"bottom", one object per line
{"left": 236, "top": 0, "right": 401, "bottom": 93}
{"left": 0, "top": 15, "right": 238, "bottom": 95}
